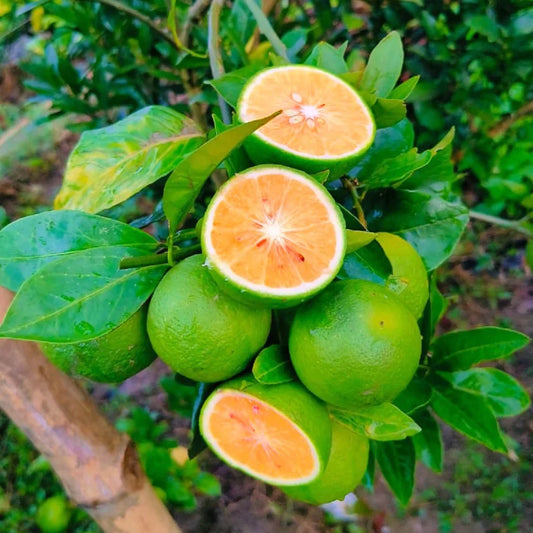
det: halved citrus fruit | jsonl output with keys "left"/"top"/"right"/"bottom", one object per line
{"left": 200, "top": 376, "right": 331, "bottom": 486}
{"left": 201, "top": 165, "right": 346, "bottom": 308}
{"left": 237, "top": 65, "right": 375, "bottom": 177}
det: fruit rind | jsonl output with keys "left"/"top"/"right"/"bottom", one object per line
{"left": 237, "top": 65, "right": 376, "bottom": 178}
{"left": 200, "top": 375, "right": 332, "bottom": 486}
{"left": 201, "top": 164, "right": 347, "bottom": 308}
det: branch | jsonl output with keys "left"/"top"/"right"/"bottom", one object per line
{"left": 208, "top": 0, "right": 231, "bottom": 124}
{"left": 0, "top": 288, "right": 182, "bottom": 533}
{"left": 488, "top": 100, "right": 533, "bottom": 138}
{"left": 469, "top": 210, "right": 533, "bottom": 238}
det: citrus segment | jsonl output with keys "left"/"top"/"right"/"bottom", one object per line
{"left": 202, "top": 165, "right": 346, "bottom": 307}
{"left": 200, "top": 377, "right": 332, "bottom": 486}
{"left": 237, "top": 66, "right": 375, "bottom": 174}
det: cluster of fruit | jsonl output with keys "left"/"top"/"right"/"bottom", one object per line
{"left": 43, "top": 65, "right": 429, "bottom": 504}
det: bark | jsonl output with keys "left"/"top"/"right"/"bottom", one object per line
{"left": 0, "top": 287, "right": 181, "bottom": 533}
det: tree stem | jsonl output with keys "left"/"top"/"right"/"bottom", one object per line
{"left": 341, "top": 177, "right": 367, "bottom": 229}
{"left": 469, "top": 211, "right": 533, "bottom": 238}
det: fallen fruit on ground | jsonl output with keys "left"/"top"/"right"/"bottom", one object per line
{"left": 40, "top": 305, "right": 156, "bottom": 383}
{"left": 200, "top": 375, "right": 332, "bottom": 486}
{"left": 202, "top": 164, "right": 346, "bottom": 308}
{"left": 147, "top": 255, "right": 271, "bottom": 382}
{"left": 282, "top": 417, "right": 369, "bottom": 504}
{"left": 289, "top": 279, "right": 421, "bottom": 408}
{"left": 376, "top": 232, "right": 429, "bottom": 318}
{"left": 237, "top": 65, "right": 375, "bottom": 176}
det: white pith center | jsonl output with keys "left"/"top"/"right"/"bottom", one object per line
{"left": 261, "top": 218, "right": 285, "bottom": 243}
{"left": 283, "top": 92, "right": 325, "bottom": 129}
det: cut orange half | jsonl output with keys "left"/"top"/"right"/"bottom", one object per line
{"left": 237, "top": 65, "right": 375, "bottom": 177}
{"left": 201, "top": 165, "right": 346, "bottom": 308}
{"left": 200, "top": 376, "right": 331, "bottom": 486}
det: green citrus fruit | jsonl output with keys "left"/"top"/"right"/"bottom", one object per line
{"left": 289, "top": 279, "right": 421, "bottom": 408}
{"left": 35, "top": 495, "right": 72, "bottom": 533}
{"left": 200, "top": 374, "right": 331, "bottom": 486}
{"left": 40, "top": 305, "right": 155, "bottom": 383}
{"left": 282, "top": 418, "right": 369, "bottom": 504}
{"left": 376, "top": 232, "right": 429, "bottom": 318}
{"left": 201, "top": 165, "right": 346, "bottom": 308}
{"left": 237, "top": 65, "right": 375, "bottom": 178}
{"left": 147, "top": 255, "right": 271, "bottom": 382}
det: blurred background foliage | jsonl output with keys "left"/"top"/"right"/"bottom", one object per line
{"left": 0, "top": 1, "right": 532, "bottom": 532}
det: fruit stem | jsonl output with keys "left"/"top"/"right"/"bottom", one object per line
{"left": 120, "top": 244, "right": 202, "bottom": 269}
{"left": 174, "top": 228, "right": 198, "bottom": 243}
{"left": 341, "top": 177, "right": 368, "bottom": 229}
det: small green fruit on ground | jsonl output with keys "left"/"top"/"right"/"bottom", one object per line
{"left": 289, "top": 279, "right": 421, "bottom": 408}
{"left": 200, "top": 375, "right": 331, "bottom": 486}
{"left": 40, "top": 305, "right": 155, "bottom": 383}
{"left": 376, "top": 232, "right": 429, "bottom": 318}
{"left": 282, "top": 418, "right": 369, "bottom": 504}
{"left": 35, "top": 495, "right": 72, "bottom": 533}
{"left": 147, "top": 255, "right": 271, "bottom": 382}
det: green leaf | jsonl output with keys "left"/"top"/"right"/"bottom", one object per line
{"left": 163, "top": 112, "right": 279, "bottom": 234}
{"left": 438, "top": 368, "right": 530, "bottom": 418}
{"left": 345, "top": 230, "right": 376, "bottom": 254}
{"left": 305, "top": 42, "right": 348, "bottom": 74}
{"left": 338, "top": 204, "right": 366, "bottom": 231}
{"left": 362, "top": 446, "right": 375, "bottom": 492}
{"left": 0, "top": 210, "right": 157, "bottom": 292}
{"left": 393, "top": 377, "right": 432, "bottom": 415}
{"left": 365, "top": 189, "right": 469, "bottom": 270}
{"left": 389, "top": 75, "right": 420, "bottom": 100}
{"left": 54, "top": 106, "right": 204, "bottom": 213}
{"left": 431, "top": 327, "right": 530, "bottom": 370}
{"left": 213, "top": 115, "right": 253, "bottom": 176}
{"left": 0, "top": 246, "right": 166, "bottom": 342}
{"left": 361, "top": 149, "right": 432, "bottom": 189}
{"left": 208, "top": 64, "right": 264, "bottom": 108}
{"left": 337, "top": 240, "right": 392, "bottom": 284}
{"left": 193, "top": 472, "right": 221, "bottom": 497}
{"left": 429, "top": 375, "right": 508, "bottom": 453}
{"left": 252, "top": 344, "right": 295, "bottom": 385}
{"left": 331, "top": 403, "right": 421, "bottom": 441}
{"left": 374, "top": 439, "right": 415, "bottom": 505}
{"left": 360, "top": 31, "right": 404, "bottom": 98}
{"left": 401, "top": 128, "right": 456, "bottom": 194}
{"left": 189, "top": 383, "right": 216, "bottom": 459}
{"left": 429, "top": 276, "right": 448, "bottom": 338}
{"left": 371, "top": 98, "right": 406, "bottom": 129}
{"left": 411, "top": 409, "right": 443, "bottom": 472}
{"left": 351, "top": 119, "right": 414, "bottom": 179}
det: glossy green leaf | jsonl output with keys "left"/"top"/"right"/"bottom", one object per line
{"left": 337, "top": 240, "right": 392, "bottom": 284}
{"left": 429, "top": 375, "right": 507, "bottom": 453}
{"left": 55, "top": 106, "right": 204, "bottom": 213}
{"left": 338, "top": 204, "right": 366, "bottom": 231}
{"left": 208, "top": 64, "right": 264, "bottom": 108}
{"left": 351, "top": 119, "right": 415, "bottom": 179}
{"left": 389, "top": 76, "right": 420, "bottom": 100}
{"left": 365, "top": 189, "right": 469, "bottom": 270}
{"left": 252, "top": 344, "right": 295, "bottom": 385}
{"left": 331, "top": 403, "right": 421, "bottom": 441}
{"left": 372, "top": 98, "right": 406, "bottom": 129}
{"left": 189, "top": 383, "right": 216, "bottom": 459}
{"left": 345, "top": 230, "right": 376, "bottom": 254}
{"left": 0, "top": 210, "right": 157, "bottom": 291}
{"left": 0, "top": 246, "right": 166, "bottom": 343}
{"left": 431, "top": 327, "right": 530, "bottom": 370}
{"left": 213, "top": 115, "right": 252, "bottom": 176}
{"left": 374, "top": 439, "right": 415, "bottom": 505}
{"left": 360, "top": 32, "right": 404, "bottom": 98}
{"left": 393, "top": 377, "right": 432, "bottom": 415}
{"left": 362, "top": 149, "right": 432, "bottom": 189}
{"left": 305, "top": 42, "right": 348, "bottom": 74}
{"left": 429, "top": 276, "right": 448, "bottom": 338}
{"left": 163, "top": 112, "right": 279, "bottom": 234}
{"left": 438, "top": 368, "right": 530, "bottom": 418}
{"left": 411, "top": 409, "right": 443, "bottom": 472}
{"left": 362, "top": 446, "right": 375, "bottom": 492}
{"left": 401, "top": 129, "right": 455, "bottom": 194}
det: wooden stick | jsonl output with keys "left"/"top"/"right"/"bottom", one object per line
{"left": 0, "top": 287, "right": 181, "bottom": 533}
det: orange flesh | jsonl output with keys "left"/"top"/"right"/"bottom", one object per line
{"left": 240, "top": 67, "right": 373, "bottom": 157}
{"left": 208, "top": 171, "right": 340, "bottom": 289}
{"left": 206, "top": 393, "right": 316, "bottom": 481}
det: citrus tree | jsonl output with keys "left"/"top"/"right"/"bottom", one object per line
{"left": 0, "top": 8, "right": 530, "bottom": 528}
